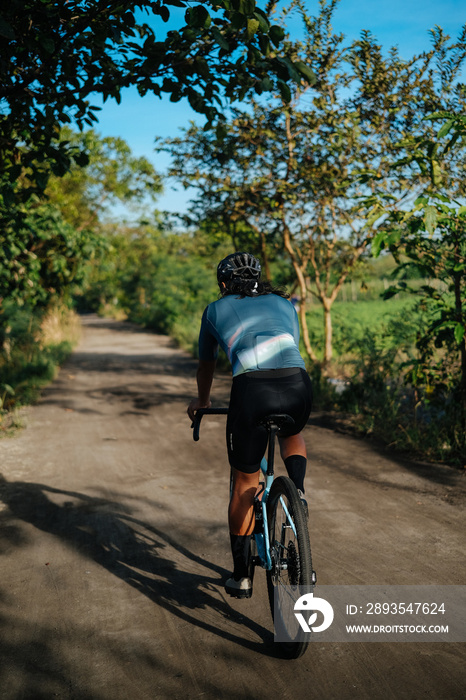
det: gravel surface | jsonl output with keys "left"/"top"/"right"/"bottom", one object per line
{"left": 0, "top": 314, "right": 464, "bottom": 699}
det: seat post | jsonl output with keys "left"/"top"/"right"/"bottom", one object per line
{"left": 266, "top": 423, "right": 278, "bottom": 477}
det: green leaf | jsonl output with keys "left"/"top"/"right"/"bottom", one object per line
{"left": 431, "top": 159, "right": 442, "bottom": 186}
{"left": 246, "top": 18, "right": 259, "bottom": 40}
{"left": 216, "top": 123, "right": 228, "bottom": 140}
{"left": 277, "top": 80, "right": 291, "bottom": 103}
{"left": 382, "top": 285, "right": 400, "bottom": 300}
{"left": 187, "top": 90, "right": 205, "bottom": 113}
{"left": 211, "top": 26, "right": 230, "bottom": 50}
{"left": 260, "top": 76, "right": 273, "bottom": 91}
{"left": 73, "top": 151, "right": 90, "bottom": 167}
{"left": 278, "top": 57, "right": 301, "bottom": 83}
{"left": 230, "top": 12, "right": 245, "bottom": 29}
{"left": 39, "top": 35, "right": 55, "bottom": 54}
{"left": 238, "top": 0, "right": 255, "bottom": 15}
{"left": 424, "top": 111, "right": 451, "bottom": 121}
{"left": 253, "top": 10, "right": 269, "bottom": 33}
{"left": 437, "top": 119, "right": 455, "bottom": 139}
{"left": 269, "top": 25, "right": 285, "bottom": 47}
{"left": 185, "top": 5, "right": 211, "bottom": 29}
{"left": 454, "top": 323, "right": 465, "bottom": 345}
{"left": 294, "top": 61, "right": 317, "bottom": 85}
{"left": 0, "top": 17, "right": 15, "bottom": 40}
{"left": 159, "top": 5, "right": 170, "bottom": 22}
{"left": 371, "top": 231, "right": 386, "bottom": 257}
{"left": 424, "top": 205, "right": 437, "bottom": 235}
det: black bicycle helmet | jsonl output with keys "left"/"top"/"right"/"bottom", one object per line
{"left": 217, "top": 252, "right": 262, "bottom": 284}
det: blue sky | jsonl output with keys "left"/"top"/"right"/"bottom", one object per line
{"left": 92, "top": 0, "right": 466, "bottom": 216}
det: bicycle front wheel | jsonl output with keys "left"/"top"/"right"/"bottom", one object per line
{"left": 266, "top": 476, "right": 314, "bottom": 659}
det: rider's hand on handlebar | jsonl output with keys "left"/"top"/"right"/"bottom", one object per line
{"left": 187, "top": 398, "right": 211, "bottom": 423}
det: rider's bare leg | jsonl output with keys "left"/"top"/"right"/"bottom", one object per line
{"left": 226, "top": 468, "right": 260, "bottom": 585}
{"left": 228, "top": 467, "right": 260, "bottom": 535}
{"left": 279, "top": 432, "right": 307, "bottom": 459}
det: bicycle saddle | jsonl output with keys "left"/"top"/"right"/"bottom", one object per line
{"left": 258, "top": 413, "right": 295, "bottom": 431}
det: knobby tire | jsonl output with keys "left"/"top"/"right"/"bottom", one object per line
{"left": 266, "top": 476, "right": 313, "bottom": 659}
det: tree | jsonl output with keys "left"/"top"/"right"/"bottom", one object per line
{"left": 161, "top": 0, "right": 466, "bottom": 367}
{"left": 0, "top": 0, "right": 313, "bottom": 214}
{"left": 78, "top": 222, "right": 219, "bottom": 337}
{"left": 370, "top": 113, "right": 466, "bottom": 451}
{"left": 46, "top": 127, "right": 163, "bottom": 231}
{"left": 0, "top": 202, "right": 102, "bottom": 316}
{"left": 0, "top": 128, "right": 161, "bottom": 323}
{"left": 0, "top": 1, "right": 315, "bottom": 345}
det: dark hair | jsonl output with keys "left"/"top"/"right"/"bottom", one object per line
{"left": 220, "top": 278, "right": 289, "bottom": 299}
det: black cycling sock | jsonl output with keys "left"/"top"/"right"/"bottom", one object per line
{"left": 284, "top": 455, "right": 307, "bottom": 493}
{"left": 229, "top": 533, "right": 251, "bottom": 580}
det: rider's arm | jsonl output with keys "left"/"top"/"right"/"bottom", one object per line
{"left": 188, "top": 305, "right": 219, "bottom": 421}
{"left": 196, "top": 359, "right": 216, "bottom": 405}
{"left": 187, "top": 358, "right": 217, "bottom": 421}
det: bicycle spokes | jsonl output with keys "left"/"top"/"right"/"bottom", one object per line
{"left": 266, "top": 476, "right": 314, "bottom": 659}
{"left": 271, "top": 500, "right": 301, "bottom": 587}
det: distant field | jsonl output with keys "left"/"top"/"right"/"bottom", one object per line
{"left": 304, "top": 293, "right": 418, "bottom": 361}
{"left": 172, "top": 287, "right": 420, "bottom": 366}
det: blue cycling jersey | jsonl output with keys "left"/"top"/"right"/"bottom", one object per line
{"left": 198, "top": 293, "right": 305, "bottom": 376}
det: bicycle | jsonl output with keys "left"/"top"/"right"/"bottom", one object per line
{"left": 192, "top": 406, "right": 316, "bottom": 659}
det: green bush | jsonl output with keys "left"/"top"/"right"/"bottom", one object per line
{"left": 330, "top": 319, "right": 464, "bottom": 466}
{"left": 0, "top": 303, "right": 79, "bottom": 421}
{"left": 122, "top": 252, "right": 217, "bottom": 332}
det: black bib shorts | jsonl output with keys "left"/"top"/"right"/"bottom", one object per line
{"left": 226, "top": 367, "right": 313, "bottom": 473}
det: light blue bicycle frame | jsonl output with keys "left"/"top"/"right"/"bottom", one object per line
{"left": 254, "top": 457, "right": 297, "bottom": 571}
{"left": 192, "top": 408, "right": 297, "bottom": 574}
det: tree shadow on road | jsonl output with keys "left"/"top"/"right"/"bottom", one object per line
{"left": 308, "top": 414, "right": 465, "bottom": 495}
{"left": 66, "top": 350, "right": 199, "bottom": 378}
{"left": 0, "top": 475, "right": 278, "bottom": 658}
{"left": 79, "top": 314, "right": 158, "bottom": 335}
{"left": 39, "top": 379, "right": 198, "bottom": 414}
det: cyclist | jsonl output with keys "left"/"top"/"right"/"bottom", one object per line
{"left": 187, "top": 252, "right": 312, "bottom": 598}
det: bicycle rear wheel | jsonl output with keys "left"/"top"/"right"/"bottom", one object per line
{"left": 266, "top": 476, "right": 314, "bottom": 659}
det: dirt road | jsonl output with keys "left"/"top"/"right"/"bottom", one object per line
{"left": 0, "top": 315, "right": 464, "bottom": 699}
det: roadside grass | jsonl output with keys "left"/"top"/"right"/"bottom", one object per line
{"left": 305, "top": 296, "right": 464, "bottom": 467}
{"left": 0, "top": 305, "right": 81, "bottom": 436}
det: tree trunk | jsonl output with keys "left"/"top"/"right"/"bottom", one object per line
{"left": 298, "top": 298, "right": 318, "bottom": 364}
{"left": 323, "top": 300, "right": 333, "bottom": 365}
{"left": 282, "top": 225, "right": 318, "bottom": 364}
{"left": 460, "top": 334, "right": 466, "bottom": 445}
{"left": 453, "top": 265, "right": 466, "bottom": 443}
{"left": 259, "top": 229, "right": 271, "bottom": 281}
